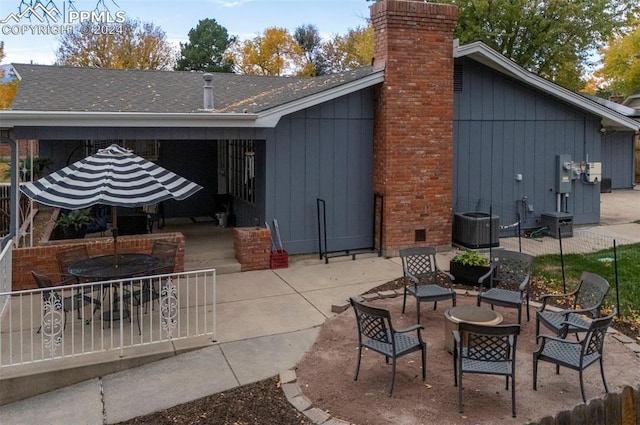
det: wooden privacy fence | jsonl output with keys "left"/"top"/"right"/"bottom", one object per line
{"left": 531, "top": 385, "right": 639, "bottom": 425}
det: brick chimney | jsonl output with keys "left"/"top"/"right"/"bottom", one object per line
{"left": 371, "top": 0, "right": 458, "bottom": 254}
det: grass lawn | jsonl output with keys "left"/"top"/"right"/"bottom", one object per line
{"left": 532, "top": 242, "right": 640, "bottom": 323}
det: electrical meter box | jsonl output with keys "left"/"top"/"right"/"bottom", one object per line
{"left": 585, "top": 162, "right": 602, "bottom": 183}
{"left": 555, "top": 154, "right": 572, "bottom": 193}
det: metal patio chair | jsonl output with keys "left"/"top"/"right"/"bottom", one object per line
{"left": 56, "top": 245, "right": 90, "bottom": 283}
{"left": 133, "top": 240, "right": 179, "bottom": 317}
{"left": 400, "top": 246, "right": 456, "bottom": 323}
{"left": 533, "top": 308, "right": 617, "bottom": 403}
{"left": 453, "top": 322, "right": 521, "bottom": 418}
{"left": 143, "top": 202, "right": 164, "bottom": 233}
{"left": 536, "top": 271, "right": 610, "bottom": 337}
{"left": 32, "top": 271, "right": 101, "bottom": 332}
{"left": 350, "top": 297, "right": 426, "bottom": 396}
{"left": 477, "top": 250, "right": 534, "bottom": 324}
{"left": 124, "top": 274, "right": 174, "bottom": 335}
{"left": 151, "top": 240, "right": 178, "bottom": 275}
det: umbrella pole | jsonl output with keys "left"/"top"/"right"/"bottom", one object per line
{"left": 112, "top": 206, "right": 119, "bottom": 267}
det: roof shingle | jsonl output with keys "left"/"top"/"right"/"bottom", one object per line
{"left": 10, "top": 64, "right": 377, "bottom": 114}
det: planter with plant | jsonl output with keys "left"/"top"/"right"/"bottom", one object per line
{"left": 55, "top": 208, "right": 92, "bottom": 240}
{"left": 449, "top": 250, "right": 491, "bottom": 287}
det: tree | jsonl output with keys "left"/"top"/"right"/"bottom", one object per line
{"left": 176, "top": 18, "right": 235, "bottom": 72}
{"left": 55, "top": 18, "right": 176, "bottom": 70}
{"left": 293, "top": 24, "right": 328, "bottom": 76}
{"left": 597, "top": 22, "right": 640, "bottom": 96}
{"left": 322, "top": 26, "right": 374, "bottom": 73}
{"left": 0, "top": 42, "right": 19, "bottom": 109}
{"left": 406, "top": 0, "right": 639, "bottom": 91}
{"left": 226, "top": 27, "right": 305, "bottom": 76}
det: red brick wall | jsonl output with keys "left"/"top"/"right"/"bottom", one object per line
{"left": 12, "top": 232, "right": 185, "bottom": 290}
{"left": 371, "top": 0, "right": 458, "bottom": 255}
{"left": 233, "top": 227, "right": 271, "bottom": 271}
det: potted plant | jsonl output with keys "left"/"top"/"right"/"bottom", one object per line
{"left": 449, "top": 250, "right": 491, "bottom": 287}
{"left": 55, "top": 208, "right": 92, "bottom": 239}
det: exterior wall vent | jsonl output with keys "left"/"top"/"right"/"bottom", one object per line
{"left": 454, "top": 63, "right": 463, "bottom": 92}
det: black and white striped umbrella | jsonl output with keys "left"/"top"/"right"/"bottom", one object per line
{"left": 21, "top": 144, "right": 203, "bottom": 210}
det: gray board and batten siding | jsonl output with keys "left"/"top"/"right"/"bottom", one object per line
{"left": 263, "top": 89, "right": 376, "bottom": 255}
{"left": 453, "top": 58, "right": 607, "bottom": 230}
{"left": 601, "top": 130, "right": 636, "bottom": 190}
{"left": 32, "top": 89, "right": 376, "bottom": 255}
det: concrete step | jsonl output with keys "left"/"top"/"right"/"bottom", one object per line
{"left": 186, "top": 248, "right": 236, "bottom": 261}
{"left": 184, "top": 257, "right": 241, "bottom": 274}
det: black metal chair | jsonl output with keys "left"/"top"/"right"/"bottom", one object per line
{"left": 143, "top": 202, "right": 164, "bottom": 233}
{"left": 124, "top": 275, "right": 173, "bottom": 335}
{"left": 151, "top": 240, "right": 178, "bottom": 275}
{"left": 536, "top": 271, "right": 610, "bottom": 337}
{"left": 453, "top": 322, "right": 521, "bottom": 418}
{"left": 533, "top": 308, "right": 617, "bottom": 403}
{"left": 56, "top": 245, "right": 90, "bottom": 283}
{"left": 32, "top": 271, "right": 101, "bottom": 332}
{"left": 477, "top": 250, "right": 534, "bottom": 324}
{"left": 124, "top": 240, "right": 179, "bottom": 332}
{"left": 400, "top": 246, "right": 456, "bottom": 323}
{"left": 350, "top": 297, "right": 426, "bottom": 396}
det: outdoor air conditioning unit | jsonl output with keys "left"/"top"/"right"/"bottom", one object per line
{"left": 453, "top": 212, "right": 500, "bottom": 249}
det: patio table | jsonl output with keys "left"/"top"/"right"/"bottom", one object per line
{"left": 444, "top": 305, "right": 503, "bottom": 353}
{"left": 69, "top": 253, "right": 160, "bottom": 321}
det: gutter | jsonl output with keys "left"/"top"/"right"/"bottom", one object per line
{"left": 0, "top": 111, "right": 259, "bottom": 129}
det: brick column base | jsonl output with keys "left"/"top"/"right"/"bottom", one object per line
{"left": 233, "top": 227, "right": 271, "bottom": 271}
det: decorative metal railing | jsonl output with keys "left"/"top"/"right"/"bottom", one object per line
{"left": 0, "top": 269, "right": 216, "bottom": 367}
{"left": 0, "top": 241, "right": 12, "bottom": 315}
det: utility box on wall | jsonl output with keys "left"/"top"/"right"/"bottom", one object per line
{"left": 556, "top": 154, "right": 572, "bottom": 193}
{"left": 585, "top": 162, "right": 602, "bottom": 183}
{"left": 453, "top": 212, "right": 500, "bottom": 249}
{"left": 541, "top": 212, "right": 573, "bottom": 239}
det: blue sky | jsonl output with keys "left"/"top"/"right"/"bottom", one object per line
{"left": 0, "top": 0, "right": 372, "bottom": 65}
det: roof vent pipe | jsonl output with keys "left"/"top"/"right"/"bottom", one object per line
{"left": 203, "top": 73, "right": 214, "bottom": 110}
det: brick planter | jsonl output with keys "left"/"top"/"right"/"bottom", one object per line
{"left": 233, "top": 227, "right": 270, "bottom": 271}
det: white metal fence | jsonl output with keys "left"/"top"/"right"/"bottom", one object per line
{"left": 0, "top": 269, "right": 216, "bottom": 367}
{"left": 0, "top": 241, "right": 12, "bottom": 314}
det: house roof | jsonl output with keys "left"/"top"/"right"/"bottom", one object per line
{"left": 2, "top": 41, "right": 638, "bottom": 131}
{"left": 2, "top": 64, "right": 384, "bottom": 128}
{"left": 622, "top": 89, "right": 640, "bottom": 115}
{"left": 454, "top": 41, "right": 640, "bottom": 131}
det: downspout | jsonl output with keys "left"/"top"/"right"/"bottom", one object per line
{"left": 0, "top": 132, "right": 18, "bottom": 249}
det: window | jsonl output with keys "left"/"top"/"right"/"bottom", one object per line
{"left": 227, "top": 140, "right": 255, "bottom": 205}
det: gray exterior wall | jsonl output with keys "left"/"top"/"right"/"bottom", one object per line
{"left": 263, "top": 89, "right": 375, "bottom": 254}
{"left": 454, "top": 59, "right": 602, "bottom": 229}
{"left": 601, "top": 131, "right": 636, "bottom": 189}
{"left": 20, "top": 89, "right": 376, "bottom": 254}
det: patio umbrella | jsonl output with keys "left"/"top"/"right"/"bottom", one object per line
{"left": 20, "top": 144, "right": 203, "bottom": 263}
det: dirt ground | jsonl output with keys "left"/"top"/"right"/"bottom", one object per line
{"left": 294, "top": 292, "right": 640, "bottom": 425}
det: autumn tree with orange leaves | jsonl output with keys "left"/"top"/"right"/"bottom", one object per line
{"left": 0, "top": 42, "right": 19, "bottom": 109}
